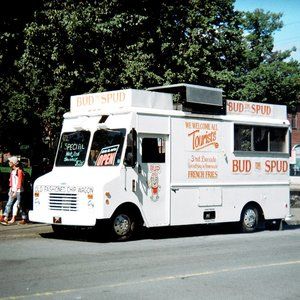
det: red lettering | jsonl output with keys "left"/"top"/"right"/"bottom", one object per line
{"left": 96, "top": 153, "right": 116, "bottom": 166}
{"left": 228, "top": 101, "right": 244, "bottom": 113}
{"left": 232, "top": 160, "right": 251, "bottom": 173}
{"left": 188, "top": 130, "right": 217, "bottom": 150}
{"left": 265, "top": 160, "right": 288, "bottom": 173}
{"left": 251, "top": 104, "right": 271, "bottom": 116}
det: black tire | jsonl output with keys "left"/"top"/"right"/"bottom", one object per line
{"left": 111, "top": 210, "right": 139, "bottom": 241}
{"left": 241, "top": 206, "right": 259, "bottom": 233}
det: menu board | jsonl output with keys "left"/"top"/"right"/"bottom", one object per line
{"left": 63, "top": 142, "right": 86, "bottom": 166}
{"left": 56, "top": 131, "right": 90, "bottom": 167}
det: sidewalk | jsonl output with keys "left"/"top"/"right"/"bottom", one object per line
{"left": 0, "top": 208, "right": 299, "bottom": 239}
{"left": 0, "top": 221, "right": 52, "bottom": 239}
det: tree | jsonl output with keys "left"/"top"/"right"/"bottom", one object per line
{"left": 0, "top": 0, "right": 299, "bottom": 160}
{"left": 228, "top": 9, "right": 300, "bottom": 111}
{"left": 0, "top": 0, "right": 43, "bottom": 157}
{"left": 16, "top": 0, "right": 165, "bottom": 152}
{"left": 14, "top": 0, "right": 241, "bottom": 152}
{"left": 232, "top": 60, "right": 300, "bottom": 109}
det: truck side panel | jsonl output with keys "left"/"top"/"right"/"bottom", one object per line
{"left": 170, "top": 117, "right": 289, "bottom": 225}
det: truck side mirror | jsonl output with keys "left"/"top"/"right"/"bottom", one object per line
{"left": 124, "top": 129, "right": 137, "bottom": 167}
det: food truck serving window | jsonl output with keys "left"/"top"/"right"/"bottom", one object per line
{"left": 56, "top": 131, "right": 90, "bottom": 167}
{"left": 234, "top": 125, "right": 287, "bottom": 153}
{"left": 88, "top": 129, "right": 126, "bottom": 166}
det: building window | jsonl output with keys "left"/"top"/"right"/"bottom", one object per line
{"left": 292, "top": 114, "right": 298, "bottom": 129}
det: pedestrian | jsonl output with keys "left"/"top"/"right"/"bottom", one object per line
{"left": 1, "top": 156, "right": 28, "bottom": 225}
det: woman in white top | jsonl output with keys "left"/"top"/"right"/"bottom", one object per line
{"left": 1, "top": 156, "right": 26, "bottom": 225}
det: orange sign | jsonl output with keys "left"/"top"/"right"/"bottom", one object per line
{"left": 185, "top": 122, "right": 219, "bottom": 151}
{"left": 227, "top": 100, "right": 272, "bottom": 117}
{"left": 265, "top": 160, "right": 288, "bottom": 173}
{"left": 232, "top": 159, "right": 288, "bottom": 174}
{"left": 75, "top": 91, "right": 126, "bottom": 108}
{"left": 185, "top": 122, "right": 219, "bottom": 180}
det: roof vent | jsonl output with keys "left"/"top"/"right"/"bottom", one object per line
{"left": 147, "top": 83, "right": 224, "bottom": 114}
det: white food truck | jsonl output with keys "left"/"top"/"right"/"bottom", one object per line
{"left": 29, "top": 84, "right": 291, "bottom": 240}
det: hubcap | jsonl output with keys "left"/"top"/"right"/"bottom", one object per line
{"left": 113, "top": 214, "right": 131, "bottom": 236}
{"left": 243, "top": 208, "right": 257, "bottom": 228}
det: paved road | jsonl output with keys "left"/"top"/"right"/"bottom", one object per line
{"left": 0, "top": 224, "right": 299, "bottom": 300}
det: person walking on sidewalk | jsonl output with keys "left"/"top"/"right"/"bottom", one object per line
{"left": 1, "top": 156, "right": 27, "bottom": 225}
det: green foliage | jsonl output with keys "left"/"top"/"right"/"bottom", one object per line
{"left": 231, "top": 60, "right": 300, "bottom": 111}
{"left": 242, "top": 9, "right": 284, "bottom": 68}
{"left": 0, "top": 0, "right": 299, "bottom": 160}
{"left": 229, "top": 8, "right": 300, "bottom": 111}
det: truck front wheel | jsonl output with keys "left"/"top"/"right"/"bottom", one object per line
{"left": 111, "top": 211, "right": 139, "bottom": 241}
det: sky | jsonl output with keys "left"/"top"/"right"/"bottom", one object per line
{"left": 235, "top": 0, "right": 300, "bottom": 61}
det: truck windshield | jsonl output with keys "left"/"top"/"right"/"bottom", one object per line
{"left": 88, "top": 129, "right": 126, "bottom": 166}
{"left": 55, "top": 131, "right": 90, "bottom": 167}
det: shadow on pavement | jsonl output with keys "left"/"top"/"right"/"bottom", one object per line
{"left": 39, "top": 222, "right": 300, "bottom": 243}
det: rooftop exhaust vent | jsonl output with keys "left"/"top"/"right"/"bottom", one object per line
{"left": 147, "top": 83, "right": 223, "bottom": 107}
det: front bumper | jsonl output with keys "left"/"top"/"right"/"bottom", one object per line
{"left": 29, "top": 209, "right": 96, "bottom": 226}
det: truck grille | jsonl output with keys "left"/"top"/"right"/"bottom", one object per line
{"left": 49, "top": 193, "right": 78, "bottom": 212}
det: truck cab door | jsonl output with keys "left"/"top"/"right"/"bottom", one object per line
{"left": 137, "top": 134, "right": 170, "bottom": 227}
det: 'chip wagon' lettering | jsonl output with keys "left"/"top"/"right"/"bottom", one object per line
{"left": 36, "top": 185, "right": 93, "bottom": 193}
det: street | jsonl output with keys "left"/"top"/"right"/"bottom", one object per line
{"left": 0, "top": 224, "right": 300, "bottom": 300}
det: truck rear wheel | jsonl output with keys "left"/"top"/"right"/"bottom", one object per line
{"left": 111, "top": 210, "right": 139, "bottom": 241}
{"left": 241, "top": 206, "right": 259, "bottom": 233}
